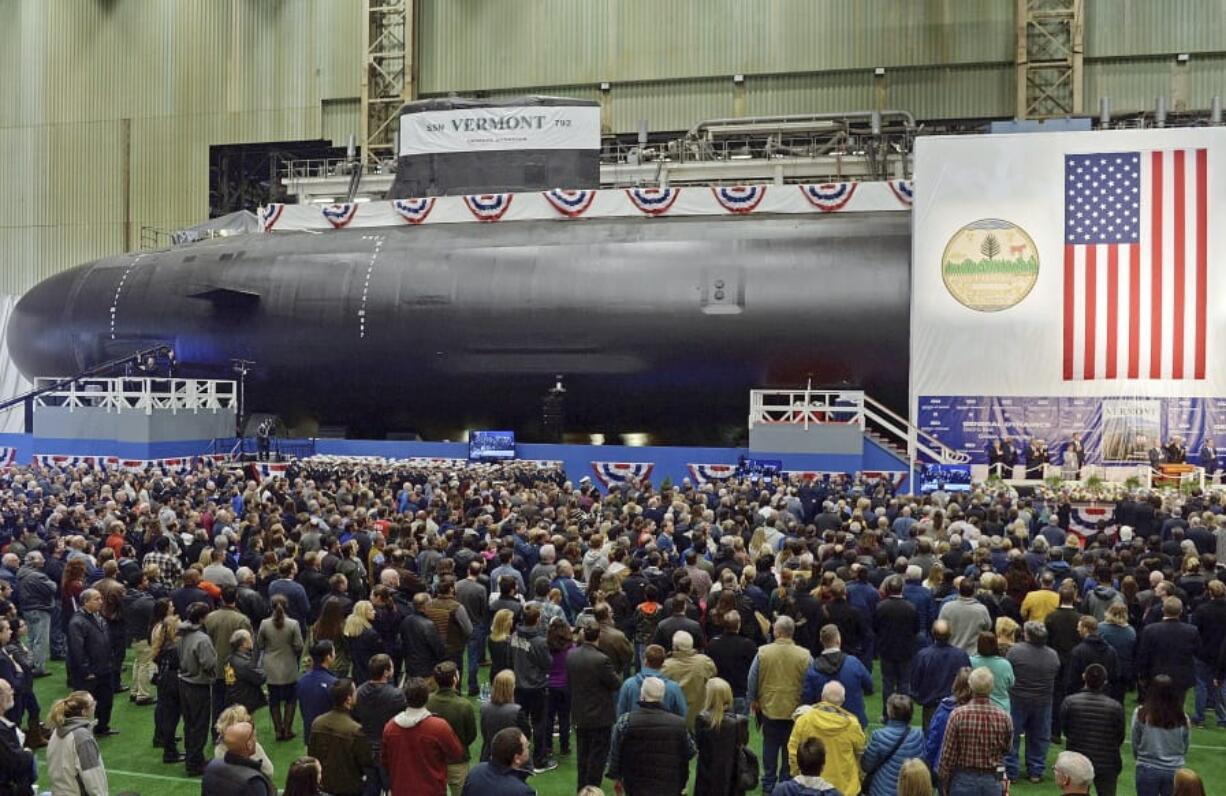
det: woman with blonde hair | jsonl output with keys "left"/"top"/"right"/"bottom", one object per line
{"left": 479, "top": 669, "right": 528, "bottom": 761}
{"left": 150, "top": 597, "right": 185, "bottom": 762}
{"left": 342, "top": 600, "right": 384, "bottom": 685}
{"left": 995, "top": 616, "right": 1020, "bottom": 656}
{"left": 1099, "top": 601, "right": 1136, "bottom": 700}
{"left": 487, "top": 608, "right": 516, "bottom": 677}
{"left": 213, "top": 704, "right": 275, "bottom": 779}
{"left": 895, "top": 757, "right": 934, "bottom": 796}
{"left": 694, "top": 676, "right": 749, "bottom": 796}
{"left": 45, "top": 691, "right": 107, "bottom": 796}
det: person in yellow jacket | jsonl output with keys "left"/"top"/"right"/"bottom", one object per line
{"left": 787, "top": 681, "right": 867, "bottom": 796}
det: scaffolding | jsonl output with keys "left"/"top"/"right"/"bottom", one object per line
{"left": 361, "top": 0, "right": 414, "bottom": 167}
{"left": 1015, "top": 0, "right": 1084, "bottom": 119}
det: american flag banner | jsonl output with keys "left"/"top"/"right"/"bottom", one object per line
{"left": 1063, "top": 148, "right": 1208, "bottom": 381}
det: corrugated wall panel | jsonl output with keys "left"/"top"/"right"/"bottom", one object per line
{"left": 1085, "top": 60, "right": 1180, "bottom": 113}
{"left": 887, "top": 64, "right": 1015, "bottom": 120}
{"left": 1086, "top": 0, "right": 1226, "bottom": 58}
{"left": 318, "top": 0, "right": 363, "bottom": 100}
{"left": 417, "top": 0, "right": 1014, "bottom": 94}
{"left": 0, "top": 226, "right": 125, "bottom": 296}
{"left": 610, "top": 80, "right": 736, "bottom": 136}
{"left": 322, "top": 99, "right": 362, "bottom": 146}
{"left": 746, "top": 72, "right": 876, "bottom": 118}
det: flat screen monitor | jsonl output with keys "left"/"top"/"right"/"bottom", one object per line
{"left": 920, "top": 464, "right": 972, "bottom": 493}
{"left": 469, "top": 430, "right": 516, "bottom": 461}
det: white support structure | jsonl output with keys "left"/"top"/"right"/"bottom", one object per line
{"left": 747, "top": 388, "right": 971, "bottom": 466}
{"left": 33, "top": 378, "right": 237, "bottom": 416}
{"left": 361, "top": 0, "right": 413, "bottom": 168}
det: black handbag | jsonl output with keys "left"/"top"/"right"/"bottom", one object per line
{"left": 734, "top": 744, "right": 760, "bottom": 793}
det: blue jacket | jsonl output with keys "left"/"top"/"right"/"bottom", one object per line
{"left": 902, "top": 582, "right": 935, "bottom": 637}
{"left": 297, "top": 666, "right": 338, "bottom": 745}
{"left": 800, "top": 651, "right": 874, "bottom": 728}
{"left": 861, "top": 721, "right": 926, "bottom": 796}
{"left": 616, "top": 666, "right": 687, "bottom": 719}
{"left": 910, "top": 641, "right": 970, "bottom": 707}
{"left": 846, "top": 581, "right": 880, "bottom": 621}
{"left": 924, "top": 695, "right": 958, "bottom": 771}
{"left": 460, "top": 762, "right": 535, "bottom": 796}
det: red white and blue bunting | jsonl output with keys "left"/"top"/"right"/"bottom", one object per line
{"left": 33, "top": 455, "right": 118, "bottom": 470}
{"left": 711, "top": 185, "right": 767, "bottom": 214}
{"left": 1068, "top": 503, "right": 1116, "bottom": 540}
{"left": 687, "top": 463, "right": 738, "bottom": 484}
{"left": 255, "top": 462, "right": 291, "bottom": 478}
{"left": 625, "top": 187, "right": 680, "bottom": 216}
{"left": 463, "top": 193, "right": 514, "bottom": 222}
{"left": 258, "top": 203, "right": 285, "bottom": 231}
{"left": 259, "top": 182, "right": 912, "bottom": 232}
{"left": 591, "top": 461, "right": 654, "bottom": 486}
{"left": 393, "top": 197, "right": 437, "bottom": 225}
{"left": 321, "top": 203, "right": 359, "bottom": 229}
{"left": 543, "top": 189, "right": 596, "bottom": 218}
{"left": 887, "top": 179, "right": 914, "bottom": 206}
{"left": 799, "top": 182, "right": 858, "bottom": 212}
{"left": 0, "top": 448, "right": 15, "bottom": 468}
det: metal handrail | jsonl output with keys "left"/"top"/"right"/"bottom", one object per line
{"left": 748, "top": 389, "right": 865, "bottom": 430}
{"left": 34, "top": 378, "right": 237, "bottom": 416}
{"left": 861, "top": 394, "right": 971, "bottom": 465}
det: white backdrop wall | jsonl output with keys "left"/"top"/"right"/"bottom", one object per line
{"left": 910, "top": 128, "right": 1226, "bottom": 463}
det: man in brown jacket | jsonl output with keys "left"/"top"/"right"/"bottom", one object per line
{"left": 308, "top": 678, "right": 372, "bottom": 796}
{"left": 423, "top": 577, "right": 473, "bottom": 667}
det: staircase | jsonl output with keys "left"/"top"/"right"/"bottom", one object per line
{"left": 747, "top": 388, "right": 971, "bottom": 466}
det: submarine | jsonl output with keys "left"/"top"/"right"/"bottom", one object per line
{"left": 8, "top": 98, "right": 912, "bottom": 444}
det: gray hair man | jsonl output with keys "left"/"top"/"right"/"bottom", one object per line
{"left": 1053, "top": 750, "right": 1095, "bottom": 795}
{"left": 747, "top": 613, "right": 813, "bottom": 792}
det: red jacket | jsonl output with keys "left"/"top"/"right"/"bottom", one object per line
{"left": 381, "top": 707, "right": 464, "bottom": 796}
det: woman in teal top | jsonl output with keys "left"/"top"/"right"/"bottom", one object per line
{"left": 969, "top": 631, "right": 1015, "bottom": 713}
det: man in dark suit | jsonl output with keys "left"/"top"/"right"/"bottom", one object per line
{"left": 1002, "top": 439, "right": 1018, "bottom": 474}
{"left": 66, "top": 588, "right": 117, "bottom": 736}
{"left": 872, "top": 575, "right": 919, "bottom": 721}
{"left": 567, "top": 619, "right": 621, "bottom": 790}
{"left": 1201, "top": 440, "right": 1219, "bottom": 482}
{"left": 651, "top": 596, "right": 704, "bottom": 652}
{"left": 987, "top": 440, "right": 1007, "bottom": 478}
{"left": 1147, "top": 442, "right": 1165, "bottom": 471}
{"left": 1136, "top": 597, "right": 1200, "bottom": 705}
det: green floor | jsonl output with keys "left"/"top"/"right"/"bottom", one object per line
{"left": 28, "top": 654, "right": 1226, "bottom": 795}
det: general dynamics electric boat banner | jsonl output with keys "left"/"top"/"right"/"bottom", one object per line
{"left": 910, "top": 127, "right": 1226, "bottom": 463}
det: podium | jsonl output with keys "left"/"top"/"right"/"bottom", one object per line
{"left": 1156, "top": 463, "right": 1195, "bottom": 487}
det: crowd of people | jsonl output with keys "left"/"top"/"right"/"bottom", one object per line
{"left": 0, "top": 458, "right": 1220, "bottom": 795}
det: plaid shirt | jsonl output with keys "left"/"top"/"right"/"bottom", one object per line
{"left": 142, "top": 551, "right": 183, "bottom": 587}
{"left": 937, "top": 696, "right": 1014, "bottom": 785}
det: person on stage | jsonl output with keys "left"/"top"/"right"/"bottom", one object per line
{"left": 1147, "top": 440, "right": 1165, "bottom": 471}
{"left": 986, "top": 440, "right": 1007, "bottom": 478}
{"left": 1165, "top": 436, "right": 1187, "bottom": 465}
{"left": 1200, "top": 439, "right": 1218, "bottom": 483}
{"left": 1025, "top": 440, "right": 1046, "bottom": 480}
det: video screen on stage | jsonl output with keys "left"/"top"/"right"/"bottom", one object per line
{"left": 920, "top": 464, "right": 972, "bottom": 493}
{"left": 469, "top": 430, "right": 517, "bottom": 461}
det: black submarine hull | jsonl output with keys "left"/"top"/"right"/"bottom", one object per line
{"left": 9, "top": 212, "right": 911, "bottom": 442}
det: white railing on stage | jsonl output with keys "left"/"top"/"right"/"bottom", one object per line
{"left": 969, "top": 462, "right": 1208, "bottom": 490}
{"left": 33, "top": 378, "right": 237, "bottom": 415}
{"left": 749, "top": 389, "right": 866, "bottom": 429}
{"left": 748, "top": 388, "right": 971, "bottom": 467}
